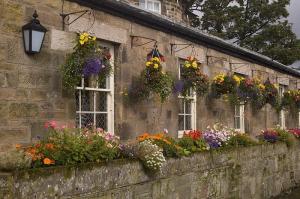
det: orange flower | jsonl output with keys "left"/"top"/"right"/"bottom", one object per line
{"left": 45, "top": 143, "right": 54, "bottom": 150}
{"left": 137, "top": 133, "right": 150, "bottom": 141}
{"left": 15, "top": 144, "right": 22, "bottom": 149}
{"left": 43, "top": 158, "right": 55, "bottom": 165}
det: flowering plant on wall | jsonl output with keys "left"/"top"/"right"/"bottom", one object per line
{"left": 178, "top": 130, "right": 210, "bottom": 153}
{"left": 61, "top": 32, "right": 112, "bottom": 89}
{"left": 174, "top": 56, "right": 209, "bottom": 97}
{"left": 128, "top": 48, "right": 173, "bottom": 103}
{"left": 263, "top": 79, "right": 279, "bottom": 107}
{"left": 203, "top": 123, "right": 237, "bottom": 149}
{"left": 237, "top": 78, "right": 267, "bottom": 109}
{"left": 137, "top": 132, "right": 184, "bottom": 158}
{"left": 24, "top": 122, "right": 120, "bottom": 167}
{"left": 289, "top": 129, "right": 300, "bottom": 138}
{"left": 281, "top": 90, "right": 300, "bottom": 111}
{"left": 210, "top": 73, "right": 237, "bottom": 98}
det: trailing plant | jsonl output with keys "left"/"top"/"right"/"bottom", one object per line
{"left": 263, "top": 79, "right": 279, "bottom": 107}
{"left": 281, "top": 90, "right": 300, "bottom": 113}
{"left": 128, "top": 49, "right": 174, "bottom": 103}
{"left": 137, "top": 139, "right": 166, "bottom": 172}
{"left": 174, "top": 56, "right": 209, "bottom": 97}
{"left": 61, "top": 32, "right": 112, "bottom": 89}
{"left": 137, "top": 133, "right": 184, "bottom": 158}
{"left": 210, "top": 73, "right": 237, "bottom": 99}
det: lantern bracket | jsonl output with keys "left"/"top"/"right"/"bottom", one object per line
{"left": 170, "top": 43, "right": 193, "bottom": 55}
{"left": 130, "top": 35, "right": 157, "bottom": 49}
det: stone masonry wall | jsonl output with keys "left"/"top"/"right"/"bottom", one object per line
{"left": 1, "top": 143, "right": 300, "bottom": 198}
{"left": 0, "top": 0, "right": 299, "bottom": 149}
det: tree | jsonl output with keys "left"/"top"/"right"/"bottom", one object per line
{"left": 184, "top": 0, "right": 300, "bottom": 65}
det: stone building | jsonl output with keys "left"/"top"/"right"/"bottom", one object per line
{"left": 0, "top": 0, "right": 300, "bottom": 149}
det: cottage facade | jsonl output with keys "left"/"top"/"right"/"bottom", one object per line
{"left": 0, "top": 0, "right": 300, "bottom": 149}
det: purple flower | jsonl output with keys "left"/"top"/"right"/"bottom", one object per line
{"left": 174, "top": 80, "right": 184, "bottom": 93}
{"left": 83, "top": 58, "right": 102, "bottom": 77}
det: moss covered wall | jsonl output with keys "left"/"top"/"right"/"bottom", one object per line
{"left": 1, "top": 143, "right": 300, "bottom": 199}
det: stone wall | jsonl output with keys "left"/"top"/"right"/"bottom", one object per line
{"left": 1, "top": 143, "right": 300, "bottom": 198}
{"left": 0, "top": 0, "right": 299, "bottom": 148}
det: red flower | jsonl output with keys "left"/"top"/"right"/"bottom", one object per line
{"left": 184, "top": 130, "right": 202, "bottom": 140}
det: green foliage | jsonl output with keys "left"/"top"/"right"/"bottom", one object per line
{"left": 179, "top": 57, "right": 209, "bottom": 97}
{"left": 178, "top": 137, "right": 208, "bottom": 153}
{"left": 31, "top": 130, "right": 120, "bottom": 167}
{"left": 61, "top": 32, "right": 112, "bottom": 89}
{"left": 226, "top": 134, "right": 258, "bottom": 148}
{"left": 0, "top": 148, "right": 32, "bottom": 171}
{"left": 275, "top": 128, "right": 295, "bottom": 148}
{"left": 186, "top": 0, "right": 300, "bottom": 65}
{"left": 152, "top": 138, "right": 184, "bottom": 158}
{"left": 128, "top": 66, "right": 174, "bottom": 104}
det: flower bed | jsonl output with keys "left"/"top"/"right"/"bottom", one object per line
{"left": 1, "top": 122, "right": 299, "bottom": 173}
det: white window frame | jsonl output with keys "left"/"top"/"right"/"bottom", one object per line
{"left": 76, "top": 42, "right": 114, "bottom": 134}
{"left": 178, "top": 60, "right": 196, "bottom": 138}
{"left": 279, "top": 84, "right": 286, "bottom": 129}
{"left": 234, "top": 103, "right": 245, "bottom": 133}
{"left": 139, "top": 0, "right": 162, "bottom": 14}
{"left": 233, "top": 73, "right": 245, "bottom": 133}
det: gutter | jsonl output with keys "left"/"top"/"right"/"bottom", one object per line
{"left": 67, "top": 0, "right": 300, "bottom": 78}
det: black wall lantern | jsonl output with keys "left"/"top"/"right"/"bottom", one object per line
{"left": 22, "top": 10, "right": 47, "bottom": 54}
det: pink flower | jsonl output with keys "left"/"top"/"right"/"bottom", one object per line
{"left": 44, "top": 120, "right": 57, "bottom": 129}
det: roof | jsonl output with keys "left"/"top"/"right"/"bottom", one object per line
{"left": 68, "top": 0, "right": 300, "bottom": 78}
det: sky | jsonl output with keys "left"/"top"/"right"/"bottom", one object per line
{"left": 287, "top": 0, "right": 300, "bottom": 38}
{"left": 288, "top": 0, "right": 300, "bottom": 67}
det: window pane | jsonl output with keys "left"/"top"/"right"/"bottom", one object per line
{"left": 178, "top": 99, "right": 184, "bottom": 113}
{"left": 147, "top": 2, "right": 154, "bottom": 10}
{"left": 96, "top": 114, "right": 107, "bottom": 131}
{"left": 76, "top": 113, "right": 94, "bottom": 128}
{"left": 185, "top": 115, "right": 192, "bottom": 130}
{"left": 96, "top": 92, "right": 107, "bottom": 112}
{"left": 139, "top": 0, "right": 145, "bottom": 8}
{"left": 234, "top": 117, "right": 240, "bottom": 129}
{"left": 178, "top": 115, "right": 184, "bottom": 131}
{"left": 81, "top": 90, "right": 94, "bottom": 112}
{"left": 185, "top": 100, "right": 192, "bottom": 114}
{"left": 154, "top": 2, "right": 160, "bottom": 12}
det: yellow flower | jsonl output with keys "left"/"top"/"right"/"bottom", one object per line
{"left": 274, "top": 84, "right": 279, "bottom": 89}
{"left": 185, "top": 63, "right": 191, "bottom": 68}
{"left": 154, "top": 57, "right": 160, "bottom": 62}
{"left": 258, "top": 84, "right": 265, "bottom": 90}
{"left": 80, "top": 34, "right": 85, "bottom": 40}
{"left": 154, "top": 64, "right": 159, "bottom": 69}
{"left": 192, "top": 61, "right": 198, "bottom": 69}
{"left": 79, "top": 40, "right": 85, "bottom": 45}
{"left": 92, "top": 36, "right": 96, "bottom": 41}
{"left": 146, "top": 62, "right": 152, "bottom": 67}
{"left": 233, "top": 75, "right": 243, "bottom": 85}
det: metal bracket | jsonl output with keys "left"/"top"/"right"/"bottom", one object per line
{"left": 170, "top": 43, "right": 193, "bottom": 55}
{"left": 206, "top": 55, "right": 227, "bottom": 65}
{"left": 130, "top": 35, "right": 157, "bottom": 49}
{"left": 60, "top": 0, "right": 91, "bottom": 31}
